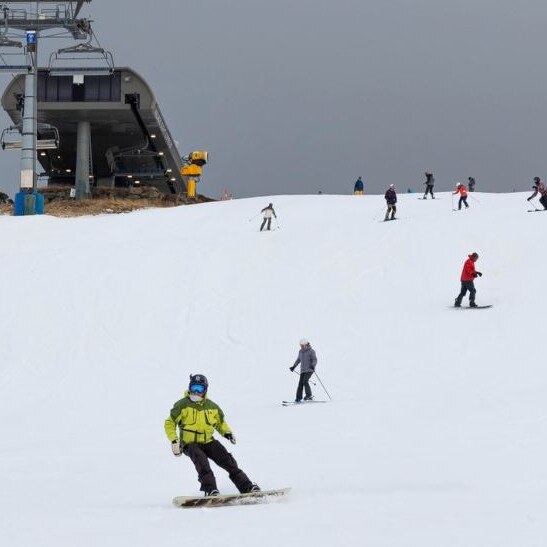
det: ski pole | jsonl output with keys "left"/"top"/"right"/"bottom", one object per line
{"left": 292, "top": 368, "right": 316, "bottom": 386}
{"left": 469, "top": 194, "right": 481, "bottom": 204}
{"left": 528, "top": 198, "right": 539, "bottom": 210}
{"left": 248, "top": 212, "right": 261, "bottom": 222}
{"left": 313, "top": 371, "right": 332, "bottom": 400}
{"left": 275, "top": 217, "right": 280, "bottom": 229}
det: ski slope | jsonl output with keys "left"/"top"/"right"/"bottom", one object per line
{"left": 0, "top": 192, "right": 545, "bottom": 546}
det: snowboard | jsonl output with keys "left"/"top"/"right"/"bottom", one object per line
{"left": 173, "top": 487, "right": 291, "bottom": 508}
{"left": 451, "top": 305, "right": 492, "bottom": 309}
{"left": 282, "top": 400, "right": 327, "bottom": 406}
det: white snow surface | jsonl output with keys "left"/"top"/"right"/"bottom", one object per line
{"left": 1, "top": 192, "right": 546, "bottom": 546}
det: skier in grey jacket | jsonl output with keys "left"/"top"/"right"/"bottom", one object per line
{"left": 289, "top": 338, "right": 317, "bottom": 402}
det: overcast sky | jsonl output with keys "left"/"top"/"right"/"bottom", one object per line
{"left": 2, "top": 0, "right": 547, "bottom": 198}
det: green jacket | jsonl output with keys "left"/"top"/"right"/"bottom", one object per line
{"left": 164, "top": 391, "right": 232, "bottom": 446}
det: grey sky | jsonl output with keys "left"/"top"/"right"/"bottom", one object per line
{"left": 1, "top": 0, "right": 547, "bottom": 198}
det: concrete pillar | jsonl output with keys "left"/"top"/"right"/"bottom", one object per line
{"left": 75, "top": 121, "right": 91, "bottom": 200}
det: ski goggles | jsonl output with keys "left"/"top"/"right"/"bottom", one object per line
{"left": 189, "top": 384, "right": 206, "bottom": 394}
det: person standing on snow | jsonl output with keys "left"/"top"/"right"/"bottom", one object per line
{"left": 423, "top": 172, "right": 435, "bottom": 199}
{"left": 354, "top": 176, "right": 364, "bottom": 195}
{"left": 453, "top": 182, "right": 469, "bottom": 210}
{"left": 289, "top": 338, "right": 317, "bottom": 402}
{"left": 165, "top": 374, "right": 260, "bottom": 497}
{"left": 527, "top": 177, "right": 547, "bottom": 210}
{"left": 468, "top": 177, "right": 476, "bottom": 192}
{"left": 260, "top": 203, "right": 277, "bottom": 231}
{"left": 384, "top": 184, "right": 397, "bottom": 220}
{"left": 454, "top": 252, "right": 482, "bottom": 308}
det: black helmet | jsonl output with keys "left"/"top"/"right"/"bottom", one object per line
{"left": 189, "top": 374, "right": 208, "bottom": 395}
{"left": 534, "top": 176, "right": 540, "bottom": 183}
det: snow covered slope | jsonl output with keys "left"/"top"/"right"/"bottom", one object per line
{"left": 0, "top": 192, "right": 545, "bottom": 546}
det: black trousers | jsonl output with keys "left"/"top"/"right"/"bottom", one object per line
{"left": 424, "top": 185, "right": 434, "bottom": 198}
{"left": 260, "top": 218, "right": 272, "bottom": 231}
{"left": 385, "top": 205, "right": 396, "bottom": 219}
{"left": 458, "top": 196, "right": 469, "bottom": 209}
{"left": 296, "top": 371, "right": 314, "bottom": 401}
{"left": 183, "top": 439, "right": 253, "bottom": 493}
{"left": 540, "top": 195, "right": 547, "bottom": 209}
{"left": 455, "top": 280, "right": 476, "bottom": 305}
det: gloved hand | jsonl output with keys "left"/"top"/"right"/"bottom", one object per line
{"left": 171, "top": 440, "right": 182, "bottom": 456}
{"left": 289, "top": 366, "right": 296, "bottom": 372}
{"left": 224, "top": 433, "right": 236, "bottom": 444}
{"left": 475, "top": 271, "right": 482, "bottom": 277}
{"left": 527, "top": 197, "right": 532, "bottom": 201}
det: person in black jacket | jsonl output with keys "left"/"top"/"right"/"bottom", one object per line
{"left": 423, "top": 172, "right": 435, "bottom": 199}
{"left": 384, "top": 185, "right": 397, "bottom": 220}
{"left": 354, "top": 176, "right": 364, "bottom": 195}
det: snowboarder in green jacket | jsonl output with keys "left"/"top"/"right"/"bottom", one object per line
{"left": 165, "top": 374, "right": 260, "bottom": 497}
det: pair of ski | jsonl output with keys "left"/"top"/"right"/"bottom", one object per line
{"left": 527, "top": 209, "right": 547, "bottom": 213}
{"left": 451, "top": 305, "right": 492, "bottom": 309}
{"left": 281, "top": 399, "right": 327, "bottom": 406}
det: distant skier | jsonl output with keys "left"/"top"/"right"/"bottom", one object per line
{"left": 527, "top": 177, "right": 547, "bottom": 210}
{"left": 289, "top": 338, "right": 317, "bottom": 402}
{"left": 384, "top": 184, "right": 397, "bottom": 220}
{"left": 454, "top": 252, "right": 482, "bottom": 308}
{"left": 260, "top": 203, "right": 277, "bottom": 231}
{"left": 423, "top": 172, "right": 435, "bottom": 199}
{"left": 165, "top": 374, "right": 260, "bottom": 497}
{"left": 354, "top": 176, "right": 364, "bottom": 195}
{"left": 468, "top": 177, "right": 476, "bottom": 192}
{"left": 453, "top": 182, "right": 469, "bottom": 210}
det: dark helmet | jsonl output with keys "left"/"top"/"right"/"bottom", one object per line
{"left": 269, "top": 203, "right": 273, "bottom": 207}
{"left": 534, "top": 177, "right": 540, "bottom": 183}
{"left": 189, "top": 374, "right": 208, "bottom": 395}
{"left": 469, "top": 252, "right": 479, "bottom": 259}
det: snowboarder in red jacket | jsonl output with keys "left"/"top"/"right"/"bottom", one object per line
{"left": 454, "top": 252, "right": 482, "bottom": 307}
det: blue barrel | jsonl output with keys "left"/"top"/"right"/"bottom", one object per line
{"left": 34, "top": 192, "right": 44, "bottom": 214}
{"left": 14, "top": 192, "right": 26, "bottom": 216}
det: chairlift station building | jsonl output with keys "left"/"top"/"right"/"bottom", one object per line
{"left": 2, "top": 67, "right": 185, "bottom": 194}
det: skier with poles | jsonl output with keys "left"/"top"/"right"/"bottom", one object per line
{"left": 423, "top": 172, "right": 435, "bottom": 199}
{"left": 260, "top": 203, "right": 277, "bottom": 231}
{"left": 454, "top": 252, "right": 482, "bottom": 308}
{"left": 165, "top": 374, "right": 260, "bottom": 497}
{"left": 527, "top": 177, "right": 547, "bottom": 210}
{"left": 453, "top": 182, "right": 469, "bottom": 210}
{"left": 289, "top": 338, "right": 317, "bottom": 402}
{"left": 384, "top": 184, "right": 397, "bottom": 220}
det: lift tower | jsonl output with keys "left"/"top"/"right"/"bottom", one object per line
{"left": 0, "top": 1, "right": 92, "bottom": 196}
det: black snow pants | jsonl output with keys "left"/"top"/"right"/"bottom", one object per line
{"left": 296, "top": 371, "right": 314, "bottom": 401}
{"left": 183, "top": 439, "right": 254, "bottom": 493}
{"left": 260, "top": 217, "right": 272, "bottom": 231}
{"left": 540, "top": 194, "right": 547, "bottom": 209}
{"left": 384, "top": 205, "right": 396, "bottom": 220}
{"left": 458, "top": 196, "right": 469, "bottom": 209}
{"left": 424, "top": 184, "right": 434, "bottom": 198}
{"left": 455, "top": 280, "right": 476, "bottom": 305}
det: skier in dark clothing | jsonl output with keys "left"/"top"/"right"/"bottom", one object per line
{"left": 165, "top": 374, "right": 260, "bottom": 497}
{"left": 384, "top": 184, "right": 397, "bottom": 220}
{"left": 468, "top": 177, "right": 476, "bottom": 192}
{"left": 527, "top": 177, "right": 547, "bottom": 209}
{"left": 260, "top": 203, "right": 277, "bottom": 231}
{"left": 354, "top": 176, "right": 364, "bottom": 195}
{"left": 454, "top": 253, "right": 482, "bottom": 308}
{"left": 289, "top": 339, "right": 317, "bottom": 402}
{"left": 423, "top": 172, "right": 435, "bottom": 199}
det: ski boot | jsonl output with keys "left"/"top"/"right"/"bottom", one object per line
{"left": 204, "top": 489, "right": 220, "bottom": 497}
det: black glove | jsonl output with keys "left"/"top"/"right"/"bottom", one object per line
{"left": 474, "top": 272, "right": 482, "bottom": 277}
{"left": 290, "top": 366, "right": 296, "bottom": 372}
{"left": 224, "top": 433, "right": 236, "bottom": 445}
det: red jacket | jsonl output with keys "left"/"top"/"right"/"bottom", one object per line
{"left": 461, "top": 257, "right": 477, "bottom": 281}
{"left": 453, "top": 185, "right": 468, "bottom": 197}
